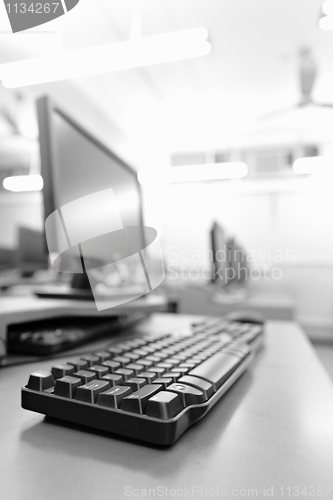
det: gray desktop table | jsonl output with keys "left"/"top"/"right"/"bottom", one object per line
{"left": 1, "top": 314, "right": 333, "bottom": 500}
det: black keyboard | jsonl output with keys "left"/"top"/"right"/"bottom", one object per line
{"left": 22, "top": 318, "right": 264, "bottom": 445}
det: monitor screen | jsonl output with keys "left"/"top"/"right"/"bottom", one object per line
{"left": 39, "top": 98, "right": 142, "bottom": 232}
{"left": 37, "top": 96, "right": 144, "bottom": 285}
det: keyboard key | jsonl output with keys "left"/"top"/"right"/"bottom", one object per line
{"left": 113, "top": 356, "right": 131, "bottom": 367}
{"left": 133, "top": 338, "right": 148, "bottom": 346}
{"left": 75, "top": 380, "right": 110, "bottom": 403}
{"left": 137, "top": 372, "right": 157, "bottom": 382}
{"left": 189, "top": 356, "right": 208, "bottom": 364}
{"left": 121, "top": 385, "right": 162, "bottom": 414}
{"left": 106, "top": 346, "right": 123, "bottom": 356}
{"left": 145, "top": 391, "right": 183, "bottom": 419}
{"left": 54, "top": 376, "right": 82, "bottom": 398}
{"left": 151, "top": 341, "right": 166, "bottom": 350}
{"left": 51, "top": 364, "right": 75, "bottom": 380}
{"left": 26, "top": 371, "right": 55, "bottom": 391}
{"left": 145, "top": 355, "right": 163, "bottom": 363}
{"left": 102, "top": 360, "right": 121, "bottom": 373}
{"left": 162, "top": 372, "right": 181, "bottom": 382}
{"left": 126, "top": 378, "right": 146, "bottom": 391}
{"left": 159, "top": 349, "right": 176, "bottom": 357}
{"left": 73, "top": 370, "right": 96, "bottom": 384}
{"left": 125, "top": 363, "right": 144, "bottom": 375}
{"left": 88, "top": 365, "right": 110, "bottom": 379}
{"left": 167, "top": 383, "right": 206, "bottom": 406}
{"left": 171, "top": 367, "right": 189, "bottom": 374}
{"left": 181, "top": 351, "right": 197, "bottom": 359}
{"left": 172, "top": 353, "right": 188, "bottom": 361}
{"left": 102, "top": 373, "right": 124, "bottom": 386}
{"left": 67, "top": 359, "right": 89, "bottom": 371}
{"left": 114, "top": 368, "right": 134, "bottom": 381}
{"left": 139, "top": 345, "right": 156, "bottom": 354}
{"left": 178, "top": 375, "right": 214, "bottom": 399}
{"left": 129, "top": 339, "right": 145, "bottom": 347}
{"left": 153, "top": 378, "right": 172, "bottom": 389}
{"left": 188, "top": 352, "right": 241, "bottom": 390}
{"left": 122, "top": 340, "right": 140, "bottom": 349}
{"left": 81, "top": 355, "right": 99, "bottom": 367}
{"left": 97, "top": 386, "right": 132, "bottom": 409}
{"left": 123, "top": 352, "right": 140, "bottom": 361}
{"left": 115, "top": 342, "right": 132, "bottom": 351}
{"left": 94, "top": 351, "right": 111, "bottom": 363}
{"left": 190, "top": 353, "right": 210, "bottom": 362}
{"left": 136, "top": 359, "right": 153, "bottom": 368}
{"left": 147, "top": 367, "right": 166, "bottom": 375}
{"left": 167, "top": 358, "right": 182, "bottom": 365}
{"left": 156, "top": 362, "right": 175, "bottom": 370}
{"left": 132, "top": 348, "right": 148, "bottom": 357}
{"left": 179, "top": 362, "right": 197, "bottom": 369}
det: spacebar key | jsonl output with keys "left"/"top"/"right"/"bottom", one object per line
{"left": 188, "top": 352, "right": 242, "bottom": 390}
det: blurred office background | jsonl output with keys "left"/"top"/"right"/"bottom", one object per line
{"left": 1, "top": 0, "right": 333, "bottom": 376}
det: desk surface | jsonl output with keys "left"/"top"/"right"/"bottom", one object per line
{"left": 1, "top": 314, "right": 333, "bottom": 500}
{"left": 178, "top": 287, "right": 294, "bottom": 320}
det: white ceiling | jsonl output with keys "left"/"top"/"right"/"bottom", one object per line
{"left": 1, "top": 0, "right": 333, "bottom": 159}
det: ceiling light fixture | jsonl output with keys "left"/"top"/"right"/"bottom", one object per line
{"left": 319, "top": 1, "right": 333, "bottom": 30}
{"left": 319, "top": 15, "right": 333, "bottom": 30}
{"left": 322, "top": 0, "right": 333, "bottom": 15}
{"left": 0, "top": 27, "right": 211, "bottom": 88}
{"left": 3, "top": 174, "right": 43, "bottom": 191}
{"left": 138, "top": 162, "right": 248, "bottom": 185}
{"left": 292, "top": 156, "right": 332, "bottom": 175}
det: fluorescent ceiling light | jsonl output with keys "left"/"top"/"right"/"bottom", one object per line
{"left": 322, "top": 0, "right": 333, "bottom": 15}
{"left": 138, "top": 162, "right": 248, "bottom": 185}
{"left": 293, "top": 156, "right": 332, "bottom": 175}
{"left": 0, "top": 28, "right": 211, "bottom": 88}
{"left": 319, "top": 15, "right": 333, "bottom": 30}
{"left": 3, "top": 174, "right": 43, "bottom": 192}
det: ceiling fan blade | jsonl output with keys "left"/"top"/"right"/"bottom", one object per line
{"left": 258, "top": 105, "right": 297, "bottom": 121}
{"left": 299, "top": 47, "right": 317, "bottom": 102}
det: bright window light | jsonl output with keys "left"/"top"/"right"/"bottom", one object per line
{"left": 322, "top": 0, "right": 333, "bottom": 15}
{"left": 0, "top": 28, "right": 211, "bottom": 88}
{"left": 293, "top": 156, "right": 332, "bottom": 175}
{"left": 138, "top": 162, "right": 248, "bottom": 185}
{"left": 319, "top": 15, "right": 333, "bottom": 30}
{"left": 3, "top": 175, "right": 43, "bottom": 192}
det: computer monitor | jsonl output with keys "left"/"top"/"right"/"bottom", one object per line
{"left": 211, "top": 222, "right": 248, "bottom": 288}
{"left": 16, "top": 226, "right": 48, "bottom": 276}
{"left": 210, "top": 221, "right": 228, "bottom": 287}
{"left": 37, "top": 95, "right": 144, "bottom": 294}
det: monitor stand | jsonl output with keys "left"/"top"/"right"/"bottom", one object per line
{"left": 35, "top": 273, "right": 95, "bottom": 301}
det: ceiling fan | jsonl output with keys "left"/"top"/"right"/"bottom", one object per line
{"left": 260, "top": 47, "right": 333, "bottom": 120}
